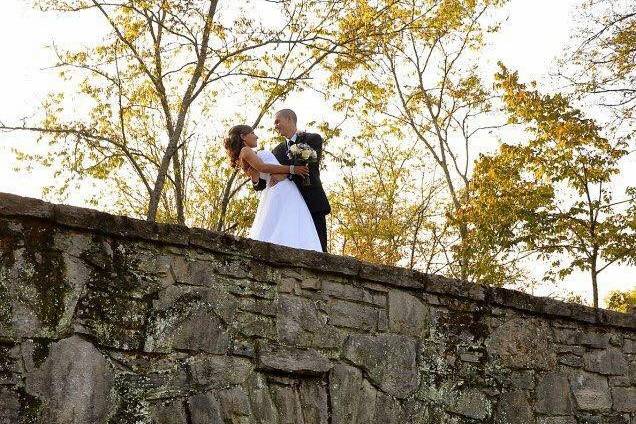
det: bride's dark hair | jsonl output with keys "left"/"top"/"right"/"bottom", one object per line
{"left": 224, "top": 124, "right": 253, "bottom": 168}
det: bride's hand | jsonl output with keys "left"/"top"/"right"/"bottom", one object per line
{"left": 246, "top": 167, "right": 260, "bottom": 182}
{"left": 269, "top": 174, "right": 286, "bottom": 187}
{"left": 293, "top": 165, "right": 310, "bottom": 176}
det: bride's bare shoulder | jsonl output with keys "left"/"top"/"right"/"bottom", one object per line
{"left": 239, "top": 146, "right": 254, "bottom": 157}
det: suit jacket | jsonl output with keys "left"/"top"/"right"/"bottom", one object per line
{"left": 254, "top": 132, "right": 331, "bottom": 215}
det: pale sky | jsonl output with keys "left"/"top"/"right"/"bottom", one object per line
{"left": 1, "top": 0, "right": 633, "bottom": 305}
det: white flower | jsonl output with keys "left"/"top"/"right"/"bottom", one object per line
{"left": 289, "top": 144, "right": 301, "bottom": 154}
{"left": 310, "top": 150, "right": 318, "bottom": 160}
{"left": 301, "top": 149, "right": 311, "bottom": 160}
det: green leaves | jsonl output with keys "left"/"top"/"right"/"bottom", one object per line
{"left": 455, "top": 65, "right": 636, "bottom": 305}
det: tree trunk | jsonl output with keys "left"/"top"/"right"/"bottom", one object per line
{"left": 172, "top": 146, "right": 185, "bottom": 225}
{"left": 146, "top": 0, "right": 218, "bottom": 222}
{"left": 147, "top": 140, "right": 178, "bottom": 221}
{"left": 591, "top": 249, "right": 599, "bottom": 309}
{"left": 216, "top": 169, "right": 239, "bottom": 232}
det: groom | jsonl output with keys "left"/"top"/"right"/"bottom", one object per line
{"left": 252, "top": 109, "right": 331, "bottom": 252}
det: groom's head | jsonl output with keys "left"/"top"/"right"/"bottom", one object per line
{"left": 274, "top": 109, "right": 297, "bottom": 139}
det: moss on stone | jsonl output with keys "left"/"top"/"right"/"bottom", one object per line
{"left": 108, "top": 373, "right": 153, "bottom": 424}
{"left": 31, "top": 339, "right": 51, "bottom": 369}
{"left": 18, "top": 386, "right": 43, "bottom": 424}
{"left": 0, "top": 218, "right": 71, "bottom": 333}
{"left": 0, "top": 219, "right": 21, "bottom": 325}
{"left": 0, "top": 343, "right": 14, "bottom": 383}
{"left": 20, "top": 220, "right": 69, "bottom": 331}
{"left": 74, "top": 237, "right": 154, "bottom": 350}
{"left": 0, "top": 273, "right": 11, "bottom": 325}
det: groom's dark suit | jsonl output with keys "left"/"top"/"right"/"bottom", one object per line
{"left": 253, "top": 132, "right": 330, "bottom": 252}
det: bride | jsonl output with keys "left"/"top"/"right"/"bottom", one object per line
{"left": 224, "top": 124, "right": 323, "bottom": 252}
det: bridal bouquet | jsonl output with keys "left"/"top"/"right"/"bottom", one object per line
{"left": 288, "top": 143, "right": 317, "bottom": 186}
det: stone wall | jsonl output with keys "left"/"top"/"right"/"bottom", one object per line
{"left": 0, "top": 192, "right": 634, "bottom": 424}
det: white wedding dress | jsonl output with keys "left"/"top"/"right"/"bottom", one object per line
{"left": 249, "top": 150, "right": 322, "bottom": 252}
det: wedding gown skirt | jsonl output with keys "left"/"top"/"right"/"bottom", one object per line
{"left": 249, "top": 150, "right": 322, "bottom": 252}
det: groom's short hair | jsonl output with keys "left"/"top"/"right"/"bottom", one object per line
{"left": 276, "top": 109, "right": 297, "bottom": 124}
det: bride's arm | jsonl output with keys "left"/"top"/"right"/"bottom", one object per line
{"left": 240, "top": 147, "right": 309, "bottom": 176}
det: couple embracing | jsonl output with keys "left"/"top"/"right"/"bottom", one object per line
{"left": 224, "top": 109, "right": 330, "bottom": 253}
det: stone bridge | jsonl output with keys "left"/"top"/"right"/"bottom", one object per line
{"left": 0, "top": 193, "right": 634, "bottom": 423}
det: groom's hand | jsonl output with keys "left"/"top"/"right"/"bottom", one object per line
{"left": 268, "top": 174, "right": 286, "bottom": 187}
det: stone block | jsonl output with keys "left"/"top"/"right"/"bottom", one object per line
{"left": 234, "top": 311, "right": 276, "bottom": 338}
{"left": 300, "top": 277, "right": 321, "bottom": 291}
{"left": 612, "top": 387, "right": 636, "bottom": 412}
{"left": 271, "top": 383, "right": 304, "bottom": 423}
{"left": 230, "top": 339, "right": 256, "bottom": 358}
{"left": 298, "top": 378, "right": 329, "bottom": 424}
{"left": 537, "top": 417, "right": 577, "bottom": 424}
{"left": 257, "top": 344, "right": 332, "bottom": 375}
{"left": 506, "top": 370, "right": 536, "bottom": 390}
{"left": 447, "top": 388, "right": 490, "bottom": 420}
{"left": 187, "top": 355, "right": 253, "bottom": 387}
{"left": 149, "top": 398, "right": 189, "bottom": 424}
{"left": 495, "top": 391, "right": 535, "bottom": 424}
{"left": 238, "top": 298, "right": 278, "bottom": 317}
{"left": 0, "top": 194, "right": 53, "bottom": 219}
{"left": 228, "top": 279, "right": 276, "bottom": 300}
{"left": 75, "top": 279, "right": 152, "bottom": 350}
{"left": 360, "top": 263, "right": 424, "bottom": 289}
{"left": 556, "top": 345, "right": 586, "bottom": 355}
{"left": 1, "top": 232, "right": 82, "bottom": 339}
{"left": 275, "top": 294, "right": 345, "bottom": 350}
{"left": 0, "top": 344, "right": 18, "bottom": 385}
{"left": 146, "top": 306, "right": 230, "bottom": 354}
{"left": 460, "top": 352, "right": 482, "bottom": 363}
{"left": 568, "top": 370, "right": 611, "bottom": 411}
{"left": 584, "top": 348, "right": 628, "bottom": 376}
{"left": 485, "top": 318, "right": 556, "bottom": 370}
{"left": 378, "top": 310, "right": 388, "bottom": 331}
{"left": 375, "top": 391, "right": 405, "bottom": 423}
{"left": 277, "top": 295, "right": 324, "bottom": 333}
{"left": 536, "top": 372, "right": 572, "bottom": 415}
{"left": 24, "top": 335, "right": 115, "bottom": 423}
{"left": 329, "top": 364, "right": 377, "bottom": 424}
{"left": 388, "top": 290, "right": 430, "bottom": 338}
{"left": 342, "top": 333, "right": 418, "bottom": 399}
{"left": 610, "top": 375, "right": 631, "bottom": 387}
{"left": 246, "top": 373, "right": 277, "bottom": 423}
{"left": 325, "top": 299, "right": 378, "bottom": 331}
{"left": 426, "top": 274, "right": 484, "bottom": 300}
{"left": 553, "top": 327, "right": 579, "bottom": 345}
{"left": 278, "top": 277, "right": 297, "bottom": 293}
{"left": 609, "top": 333, "right": 623, "bottom": 347}
{"left": 578, "top": 332, "right": 612, "bottom": 349}
{"left": 187, "top": 392, "right": 224, "bottom": 424}
{"left": 0, "top": 387, "right": 20, "bottom": 424}
{"left": 323, "top": 280, "right": 375, "bottom": 304}
{"left": 218, "top": 386, "right": 252, "bottom": 423}
{"left": 559, "top": 353, "right": 584, "bottom": 367}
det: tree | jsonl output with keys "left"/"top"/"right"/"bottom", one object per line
{"left": 329, "top": 133, "right": 444, "bottom": 269}
{"left": 185, "top": 139, "right": 257, "bottom": 235}
{"left": 605, "top": 288, "right": 636, "bottom": 313}
{"left": 449, "top": 143, "right": 553, "bottom": 287}
{"left": 559, "top": 0, "right": 635, "bottom": 137}
{"left": 2, "top": 0, "right": 385, "bottom": 225}
{"left": 326, "top": 0, "right": 508, "bottom": 281}
{"left": 457, "top": 64, "right": 636, "bottom": 307}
